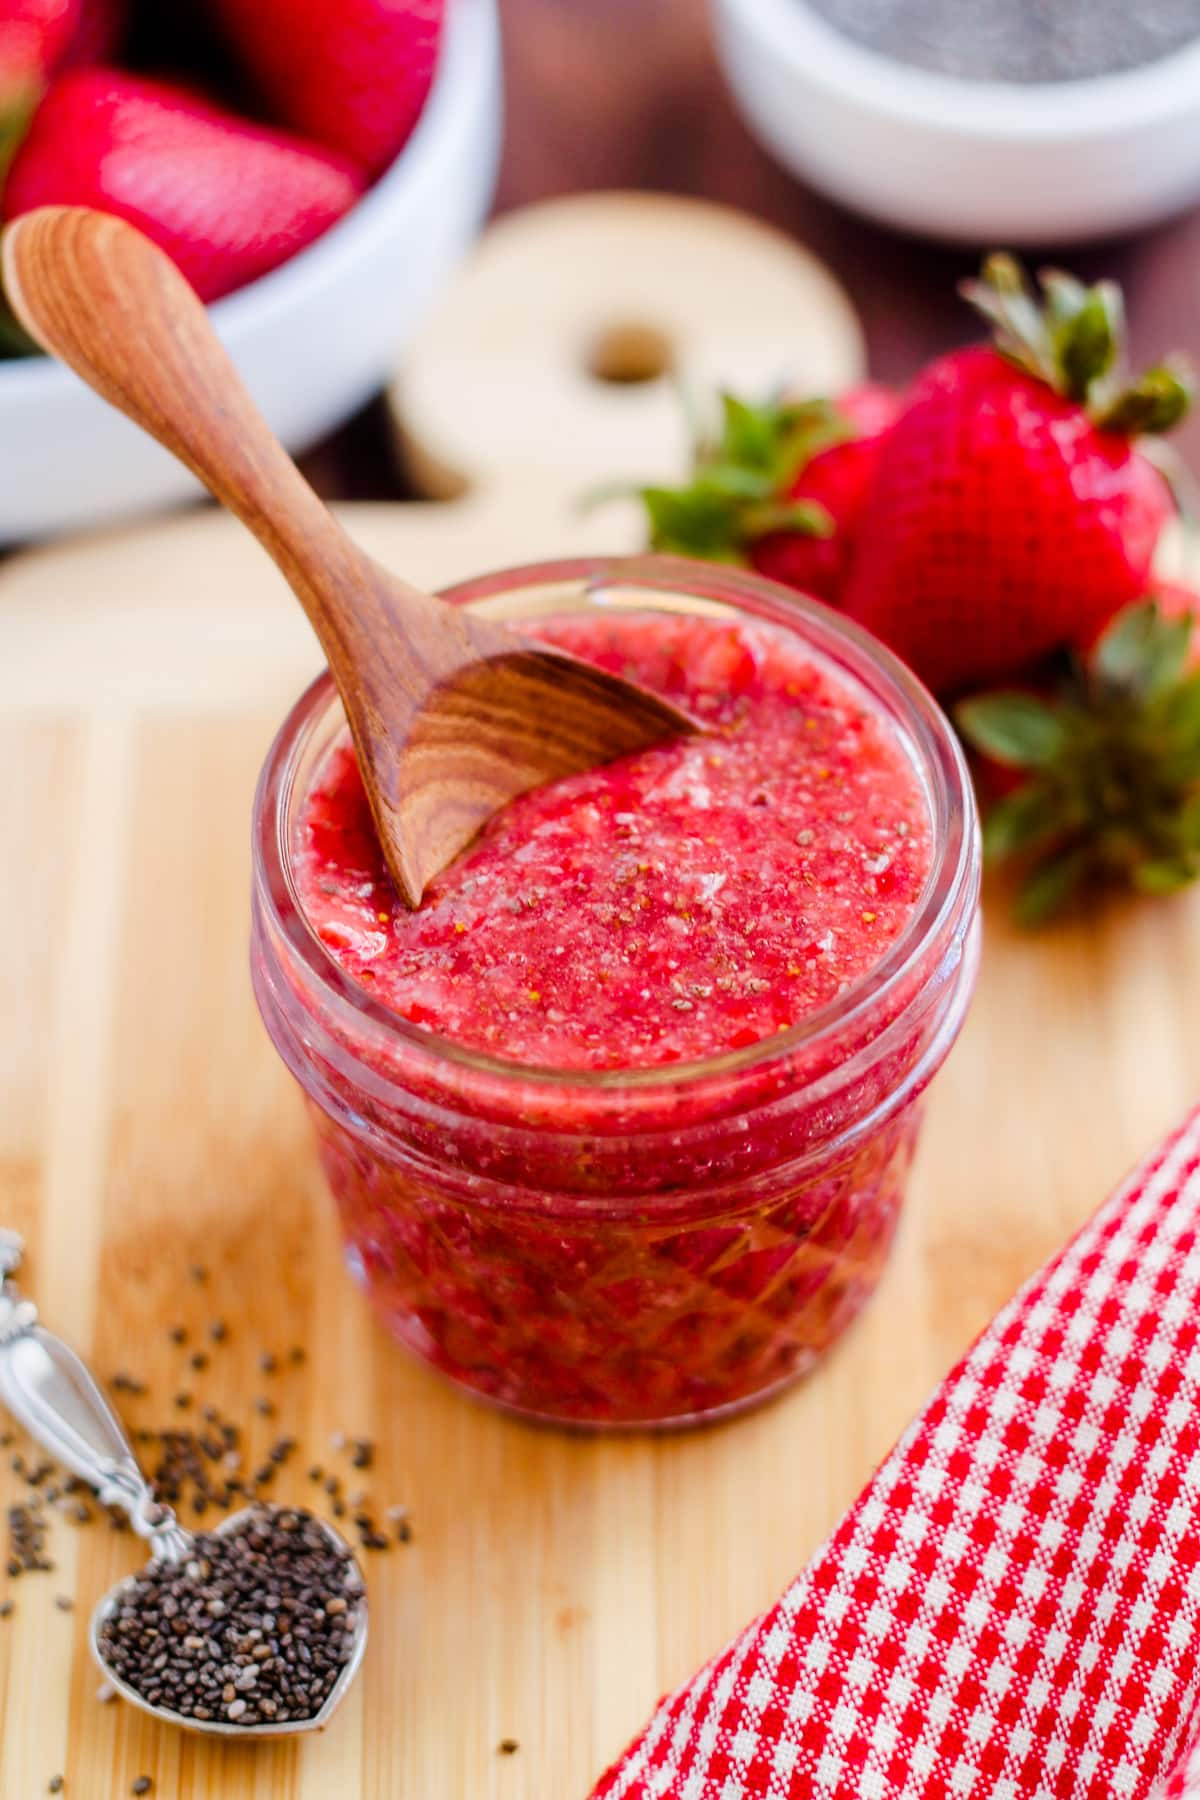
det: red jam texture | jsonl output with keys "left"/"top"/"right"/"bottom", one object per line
{"left": 261, "top": 607, "right": 967, "bottom": 1427}
{"left": 295, "top": 612, "right": 932, "bottom": 1070}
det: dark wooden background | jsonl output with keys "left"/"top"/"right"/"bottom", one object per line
{"left": 304, "top": 0, "right": 1200, "bottom": 499}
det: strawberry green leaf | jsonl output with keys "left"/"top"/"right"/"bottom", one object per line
{"left": 961, "top": 254, "right": 1054, "bottom": 384}
{"left": 1094, "top": 361, "right": 1194, "bottom": 437}
{"left": 1132, "top": 856, "right": 1199, "bottom": 897}
{"left": 1015, "top": 850, "right": 1090, "bottom": 925}
{"left": 741, "top": 499, "right": 834, "bottom": 538}
{"left": 1039, "top": 267, "right": 1089, "bottom": 328}
{"left": 718, "top": 393, "right": 783, "bottom": 471}
{"left": 1093, "top": 599, "right": 1191, "bottom": 699}
{"left": 1056, "top": 284, "right": 1120, "bottom": 401}
{"left": 618, "top": 383, "right": 856, "bottom": 565}
{"left": 711, "top": 392, "right": 849, "bottom": 490}
{"left": 640, "top": 487, "right": 743, "bottom": 559}
{"left": 0, "top": 85, "right": 40, "bottom": 191}
{"left": 962, "top": 253, "right": 1190, "bottom": 434}
{"left": 699, "top": 465, "right": 776, "bottom": 501}
{"left": 981, "top": 783, "right": 1063, "bottom": 860}
{"left": 968, "top": 589, "right": 1200, "bottom": 923}
{"left": 956, "top": 692, "right": 1068, "bottom": 768}
{"left": 1157, "top": 672, "right": 1200, "bottom": 749}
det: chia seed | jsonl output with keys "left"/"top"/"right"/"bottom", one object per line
{"left": 95, "top": 1507, "right": 362, "bottom": 1728}
{"left": 804, "top": 0, "right": 1200, "bottom": 82}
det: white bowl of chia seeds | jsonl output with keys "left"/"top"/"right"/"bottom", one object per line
{"left": 710, "top": 0, "right": 1200, "bottom": 244}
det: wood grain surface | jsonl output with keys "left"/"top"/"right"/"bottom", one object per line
{"left": 2, "top": 196, "right": 1199, "bottom": 1800}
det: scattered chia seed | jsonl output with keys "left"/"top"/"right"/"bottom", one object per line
{"left": 208, "top": 1320, "right": 228, "bottom": 1343}
{"left": 189, "top": 1264, "right": 209, "bottom": 1284}
{"left": 499, "top": 1738, "right": 520, "bottom": 1755}
{"left": 189, "top": 1352, "right": 209, "bottom": 1373}
{"left": 168, "top": 1326, "right": 187, "bottom": 1346}
{"left": 48, "top": 1777, "right": 64, "bottom": 1793}
{"left": 55, "top": 1594, "right": 73, "bottom": 1611}
{"left": 0, "top": 1599, "right": 13, "bottom": 1618}
{"left": 97, "top": 1682, "right": 117, "bottom": 1704}
{"left": 259, "top": 1353, "right": 278, "bottom": 1375}
{"left": 7, "top": 1498, "right": 51, "bottom": 1573}
{"left": 132, "top": 1780, "right": 153, "bottom": 1796}
{"left": 804, "top": 0, "right": 1200, "bottom": 82}
{"left": 96, "top": 1507, "right": 362, "bottom": 1729}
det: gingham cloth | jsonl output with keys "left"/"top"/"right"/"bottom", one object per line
{"left": 591, "top": 1104, "right": 1200, "bottom": 1799}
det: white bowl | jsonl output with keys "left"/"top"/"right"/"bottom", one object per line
{"left": 0, "top": 0, "right": 502, "bottom": 542}
{"left": 710, "top": 0, "right": 1200, "bottom": 246}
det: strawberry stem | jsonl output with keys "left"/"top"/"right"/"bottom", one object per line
{"left": 613, "top": 389, "right": 852, "bottom": 563}
{"left": 960, "top": 254, "right": 1193, "bottom": 434}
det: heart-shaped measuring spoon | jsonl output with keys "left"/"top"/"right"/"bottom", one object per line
{"left": 0, "top": 1230, "right": 366, "bottom": 1738}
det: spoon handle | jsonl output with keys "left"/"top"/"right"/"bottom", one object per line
{"left": 1, "top": 206, "right": 373, "bottom": 640}
{"left": 0, "top": 1231, "right": 189, "bottom": 1561}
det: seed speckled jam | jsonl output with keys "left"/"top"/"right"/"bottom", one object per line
{"left": 295, "top": 611, "right": 932, "bottom": 1069}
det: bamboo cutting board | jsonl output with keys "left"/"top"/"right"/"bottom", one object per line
{"left": 2, "top": 194, "right": 1200, "bottom": 1800}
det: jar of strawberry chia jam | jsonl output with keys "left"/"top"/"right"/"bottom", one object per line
{"left": 251, "top": 558, "right": 980, "bottom": 1428}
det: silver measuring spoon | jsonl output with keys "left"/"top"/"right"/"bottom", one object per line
{"left": 0, "top": 1229, "right": 367, "bottom": 1738}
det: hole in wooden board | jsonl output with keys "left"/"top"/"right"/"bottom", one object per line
{"left": 586, "top": 322, "right": 674, "bottom": 386}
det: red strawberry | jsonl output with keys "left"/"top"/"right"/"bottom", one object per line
{"left": 634, "top": 383, "right": 900, "bottom": 606}
{"left": 0, "top": 0, "right": 76, "bottom": 113}
{"left": 209, "top": 0, "right": 444, "bottom": 178}
{"left": 2, "top": 69, "right": 366, "bottom": 302}
{"left": 956, "top": 584, "right": 1200, "bottom": 920}
{"left": 750, "top": 384, "right": 900, "bottom": 599}
{"left": 841, "top": 256, "right": 1191, "bottom": 696}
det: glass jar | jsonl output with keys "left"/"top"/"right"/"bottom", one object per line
{"left": 251, "top": 558, "right": 980, "bottom": 1429}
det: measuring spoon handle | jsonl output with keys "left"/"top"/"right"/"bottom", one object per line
{"left": 0, "top": 1231, "right": 190, "bottom": 1560}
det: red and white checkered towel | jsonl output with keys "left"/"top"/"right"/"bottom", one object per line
{"left": 591, "top": 1105, "right": 1200, "bottom": 1799}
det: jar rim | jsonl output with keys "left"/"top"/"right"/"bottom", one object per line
{"left": 251, "top": 554, "right": 979, "bottom": 1094}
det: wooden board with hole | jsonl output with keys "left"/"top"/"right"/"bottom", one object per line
{"left": 3, "top": 193, "right": 1200, "bottom": 1800}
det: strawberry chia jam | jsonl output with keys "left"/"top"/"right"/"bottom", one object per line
{"left": 252, "top": 561, "right": 980, "bottom": 1427}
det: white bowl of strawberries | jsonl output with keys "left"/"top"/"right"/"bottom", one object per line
{"left": 636, "top": 254, "right": 1200, "bottom": 919}
{"left": 0, "top": 0, "right": 501, "bottom": 541}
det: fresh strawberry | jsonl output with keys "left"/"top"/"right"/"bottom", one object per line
{"left": 840, "top": 256, "right": 1191, "bottom": 695}
{"left": 749, "top": 385, "right": 899, "bottom": 599}
{"left": 209, "top": 0, "right": 444, "bottom": 178}
{"left": 634, "top": 383, "right": 899, "bottom": 605}
{"left": 956, "top": 585, "right": 1200, "bottom": 921}
{"left": 1, "top": 69, "right": 366, "bottom": 302}
{"left": 0, "top": 0, "right": 75, "bottom": 154}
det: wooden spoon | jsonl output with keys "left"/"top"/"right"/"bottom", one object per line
{"left": 2, "top": 206, "right": 695, "bottom": 907}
